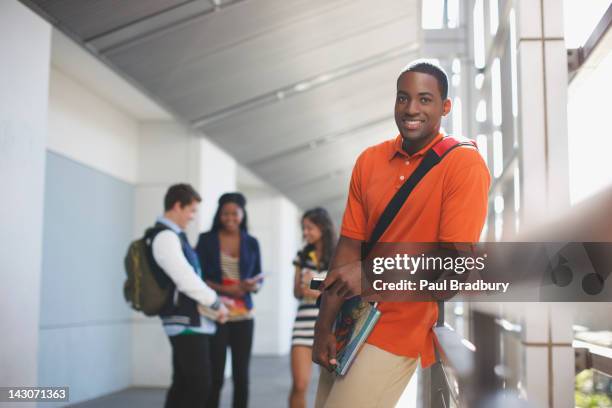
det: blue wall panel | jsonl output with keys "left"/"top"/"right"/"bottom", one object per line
{"left": 39, "top": 152, "right": 134, "bottom": 404}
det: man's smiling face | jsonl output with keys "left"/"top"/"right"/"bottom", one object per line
{"left": 394, "top": 71, "right": 451, "bottom": 154}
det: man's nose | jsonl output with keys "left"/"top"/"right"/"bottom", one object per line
{"left": 406, "top": 100, "right": 420, "bottom": 116}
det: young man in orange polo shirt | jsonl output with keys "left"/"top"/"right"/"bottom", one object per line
{"left": 312, "top": 60, "right": 490, "bottom": 407}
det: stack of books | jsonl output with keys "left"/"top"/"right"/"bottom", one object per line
{"left": 333, "top": 297, "right": 380, "bottom": 376}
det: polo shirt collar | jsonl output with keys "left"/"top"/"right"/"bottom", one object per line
{"left": 388, "top": 133, "right": 444, "bottom": 161}
{"left": 157, "top": 215, "right": 183, "bottom": 234}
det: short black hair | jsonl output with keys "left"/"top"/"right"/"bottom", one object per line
{"left": 398, "top": 60, "right": 449, "bottom": 99}
{"left": 212, "top": 192, "right": 249, "bottom": 232}
{"left": 164, "top": 183, "right": 201, "bottom": 211}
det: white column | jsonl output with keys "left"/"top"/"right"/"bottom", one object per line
{"left": 0, "top": 0, "right": 51, "bottom": 395}
{"left": 238, "top": 182, "right": 301, "bottom": 355}
{"left": 198, "top": 138, "right": 237, "bottom": 233}
{"left": 517, "top": 0, "right": 570, "bottom": 225}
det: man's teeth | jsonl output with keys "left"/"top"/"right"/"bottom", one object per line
{"left": 404, "top": 120, "right": 422, "bottom": 129}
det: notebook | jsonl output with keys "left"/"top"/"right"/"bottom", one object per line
{"left": 310, "top": 278, "right": 381, "bottom": 376}
{"left": 333, "top": 297, "right": 381, "bottom": 376}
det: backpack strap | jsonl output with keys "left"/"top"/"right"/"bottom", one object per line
{"left": 144, "top": 223, "right": 173, "bottom": 288}
{"left": 363, "top": 136, "right": 477, "bottom": 257}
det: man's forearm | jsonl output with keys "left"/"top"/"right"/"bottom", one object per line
{"left": 316, "top": 235, "right": 363, "bottom": 330}
{"left": 315, "top": 290, "right": 344, "bottom": 332}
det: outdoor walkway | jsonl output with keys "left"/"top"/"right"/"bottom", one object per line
{"left": 69, "top": 355, "right": 319, "bottom": 408}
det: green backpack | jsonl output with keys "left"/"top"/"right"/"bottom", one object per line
{"left": 123, "top": 226, "right": 171, "bottom": 316}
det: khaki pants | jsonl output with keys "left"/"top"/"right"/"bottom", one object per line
{"left": 315, "top": 344, "right": 418, "bottom": 408}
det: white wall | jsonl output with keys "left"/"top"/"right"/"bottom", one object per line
{"left": 241, "top": 186, "right": 301, "bottom": 355}
{"left": 199, "top": 137, "right": 238, "bottom": 232}
{"left": 38, "top": 37, "right": 147, "bottom": 405}
{"left": 47, "top": 67, "right": 140, "bottom": 183}
{"left": 0, "top": 1, "right": 51, "bottom": 398}
{"left": 567, "top": 46, "right": 612, "bottom": 204}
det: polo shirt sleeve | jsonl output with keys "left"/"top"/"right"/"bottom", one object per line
{"left": 439, "top": 148, "right": 491, "bottom": 243}
{"left": 340, "top": 152, "right": 367, "bottom": 241}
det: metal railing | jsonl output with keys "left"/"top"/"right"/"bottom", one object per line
{"left": 423, "top": 307, "right": 532, "bottom": 408}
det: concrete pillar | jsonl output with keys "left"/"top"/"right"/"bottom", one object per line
{"left": 517, "top": 0, "right": 570, "bottom": 225}
{"left": 0, "top": 0, "right": 51, "bottom": 395}
{"left": 519, "top": 303, "right": 574, "bottom": 408}
{"left": 515, "top": 1, "right": 573, "bottom": 406}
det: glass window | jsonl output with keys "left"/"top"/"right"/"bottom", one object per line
{"left": 489, "top": 0, "right": 499, "bottom": 35}
{"left": 475, "top": 73, "right": 485, "bottom": 89}
{"left": 476, "top": 100, "right": 487, "bottom": 122}
{"left": 509, "top": 9, "right": 519, "bottom": 118}
{"left": 514, "top": 165, "right": 521, "bottom": 233}
{"left": 422, "top": 0, "right": 445, "bottom": 29}
{"left": 477, "top": 134, "right": 488, "bottom": 166}
{"left": 448, "top": 0, "right": 460, "bottom": 28}
{"left": 452, "top": 74, "right": 461, "bottom": 87}
{"left": 474, "top": 0, "right": 486, "bottom": 69}
{"left": 452, "top": 58, "right": 461, "bottom": 74}
{"left": 491, "top": 58, "right": 503, "bottom": 126}
{"left": 514, "top": 164, "right": 521, "bottom": 212}
{"left": 495, "top": 211, "right": 504, "bottom": 241}
{"left": 452, "top": 97, "right": 463, "bottom": 137}
{"left": 493, "top": 130, "right": 504, "bottom": 178}
{"left": 495, "top": 194, "right": 505, "bottom": 214}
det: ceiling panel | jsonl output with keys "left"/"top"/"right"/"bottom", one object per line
{"left": 104, "top": 0, "right": 418, "bottom": 120}
{"left": 23, "top": 0, "right": 421, "bottom": 214}
{"left": 203, "top": 53, "right": 412, "bottom": 164}
{"left": 252, "top": 123, "right": 396, "bottom": 189}
{"left": 30, "top": 0, "right": 192, "bottom": 40}
{"left": 287, "top": 173, "right": 352, "bottom": 208}
{"left": 89, "top": 1, "right": 216, "bottom": 51}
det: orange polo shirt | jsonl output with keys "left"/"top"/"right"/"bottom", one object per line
{"left": 340, "top": 133, "right": 490, "bottom": 367}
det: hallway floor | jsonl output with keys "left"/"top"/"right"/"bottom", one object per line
{"left": 68, "top": 355, "right": 319, "bottom": 408}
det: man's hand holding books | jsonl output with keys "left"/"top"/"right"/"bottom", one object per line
{"left": 312, "top": 321, "right": 338, "bottom": 372}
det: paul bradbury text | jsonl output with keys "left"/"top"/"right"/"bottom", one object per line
{"left": 372, "top": 279, "right": 510, "bottom": 293}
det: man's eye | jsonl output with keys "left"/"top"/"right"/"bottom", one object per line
{"left": 420, "top": 98, "right": 431, "bottom": 104}
{"left": 397, "top": 96, "right": 407, "bottom": 103}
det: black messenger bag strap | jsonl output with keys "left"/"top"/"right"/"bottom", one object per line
{"left": 364, "top": 137, "right": 476, "bottom": 327}
{"left": 311, "top": 137, "right": 475, "bottom": 296}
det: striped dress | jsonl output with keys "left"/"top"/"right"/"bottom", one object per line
{"left": 291, "top": 248, "right": 327, "bottom": 347}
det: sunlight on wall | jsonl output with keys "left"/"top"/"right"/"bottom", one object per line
{"left": 563, "top": 0, "right": 611, "bottom": 48}
{"left": 568, "top": 50, "right": 612, "bottom": 204}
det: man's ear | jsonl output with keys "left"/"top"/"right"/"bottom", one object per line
{"left": 442, "top": 98, "right": 452, "bottom": 116}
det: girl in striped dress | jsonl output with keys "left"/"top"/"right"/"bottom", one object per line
{"left": 289, "top": 207, "right": 336, "bottom": 408}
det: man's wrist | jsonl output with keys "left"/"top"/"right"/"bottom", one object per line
{"left": 314, "top": 319, "right": 333, "bottom": 334}
{"left": 209, "top": 298, "right": 221, "bottom": 310}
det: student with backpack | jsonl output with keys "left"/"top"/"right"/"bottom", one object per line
{"left": 126, "top": 183, "right": 228, "bottom": 408}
